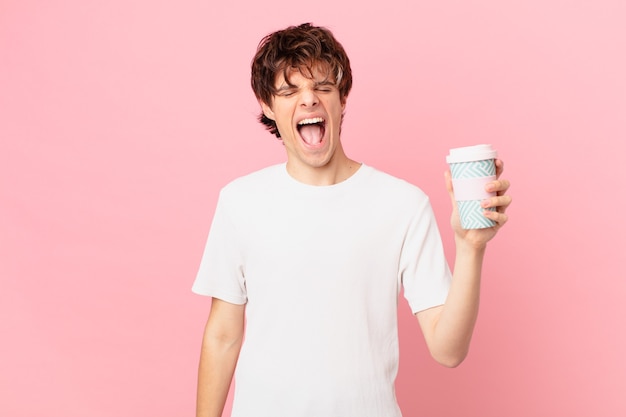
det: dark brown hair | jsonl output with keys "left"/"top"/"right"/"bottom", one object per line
{"left": 251, "top": 23, "right": 353, "bottom": 138}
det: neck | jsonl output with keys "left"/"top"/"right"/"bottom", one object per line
{"left": 286, "top": 152, "right": 361, "bottom": 186}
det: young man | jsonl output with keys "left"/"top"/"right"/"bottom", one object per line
{"left": 193, "top": 23, "right": 511, "bottom": 417}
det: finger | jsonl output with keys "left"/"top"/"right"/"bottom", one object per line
{"left": 495, "top": 159, "right": 504, "bottom": 178}
{"left": 484, "top": 209, "right": 509, "bottom": 226}
{"left": 481, "top": 195, "right": 512, "bottom": 212}
{"left": 486, "top": 178, "right": 511, "bottom": 195}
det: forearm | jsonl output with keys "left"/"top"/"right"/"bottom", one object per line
{"left": 429, "top": 239, "right": 485, "bottom": 366}
{"left": 196, "top": 334, "right": 242, "bottom": 417}
{"left": 196, "top": 298, "right": 245, "bottom": 417}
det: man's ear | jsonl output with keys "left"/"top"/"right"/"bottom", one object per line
{"left": 260, "top": 100, "right": 275, "bottom": 121}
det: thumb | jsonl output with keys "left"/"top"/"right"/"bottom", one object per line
{"left": 444, "top": 170, "right": 455, "bottom": 201}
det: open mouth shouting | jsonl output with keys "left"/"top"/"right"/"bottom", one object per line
{"left": 297, "top": 117, "right": 326, "bottom": 147}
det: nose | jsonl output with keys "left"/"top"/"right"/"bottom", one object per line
{"left": 299, "top": 88, "right": 319, "bottom": 107}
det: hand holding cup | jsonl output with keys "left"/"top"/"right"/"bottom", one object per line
{"left": 445, "top": 145, "right": 511, "bottom": 246}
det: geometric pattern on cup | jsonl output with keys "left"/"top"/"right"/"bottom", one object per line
{"left": 458, "top": 201, "right": 497, "bottom": 229}
{"left": 450, "top": 159, "right": 496, "bottom": 179}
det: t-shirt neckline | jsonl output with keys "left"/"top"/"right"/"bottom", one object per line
{"left": 280, "top": 162, "right": 369, "bottom": 192}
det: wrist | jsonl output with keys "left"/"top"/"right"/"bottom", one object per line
{"left": 454, "top": 235, "right": 488, "bottom": 255}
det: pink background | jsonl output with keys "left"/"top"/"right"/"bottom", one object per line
{"left": 2, "top": 0, "right": 625, "bottom": 416}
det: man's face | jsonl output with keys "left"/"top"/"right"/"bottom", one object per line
{"left": 261, "top": 65, "right": 346, "bottom": 174}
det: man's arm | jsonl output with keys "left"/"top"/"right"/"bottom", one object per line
{"left": 417, "top": 159, "right": 511, "bottom": 368}
{"left": 416, "top": 241, "right": 485, "bottom": 367}
{"left": 197, "top": 298, "right": 245, "bottom": 417}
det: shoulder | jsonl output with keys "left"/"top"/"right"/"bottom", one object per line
{"left": 361, "top": 165, "right": 430, "bottom": 206}
{"left": 219, "top": 164, "right": 285, "bottom": 200}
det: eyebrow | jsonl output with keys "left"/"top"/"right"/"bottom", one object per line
{"left": 314, "top": 80, "right": 336, "bottom": 87}
{"left": 276, "top": 83, "right": 297, "bottom": 91}
{"left": 276, "top": 79, "right": 336, "bottom": 91}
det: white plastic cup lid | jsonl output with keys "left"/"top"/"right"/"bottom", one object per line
{"left": 446, "top": 144, "right": 498, "bottom": 164}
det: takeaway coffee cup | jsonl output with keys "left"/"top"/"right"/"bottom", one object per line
{"left": 446, "top": 144, "right": 498, "bottom": 229}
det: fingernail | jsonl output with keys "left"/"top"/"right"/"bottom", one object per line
{"left": 481, "top": 199, "right": 490, "bottom": 208}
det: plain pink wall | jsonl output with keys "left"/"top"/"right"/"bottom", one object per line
{"left": 1, "top": 0, "right": 625, "bottom": 416}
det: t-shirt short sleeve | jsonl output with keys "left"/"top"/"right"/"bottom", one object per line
{"left": 192, "top": 189, "right": 247, "bottom": 304}
{"left": 400, "top": 198, "right": 452, "bottom": 314}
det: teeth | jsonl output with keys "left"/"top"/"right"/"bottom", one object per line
{"left": 298, "top": 117, "right": 324, "bottom": 125}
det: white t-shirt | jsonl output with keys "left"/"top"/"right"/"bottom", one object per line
{"left": 193, "top": 163, "right": 451, "bottom": 417}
